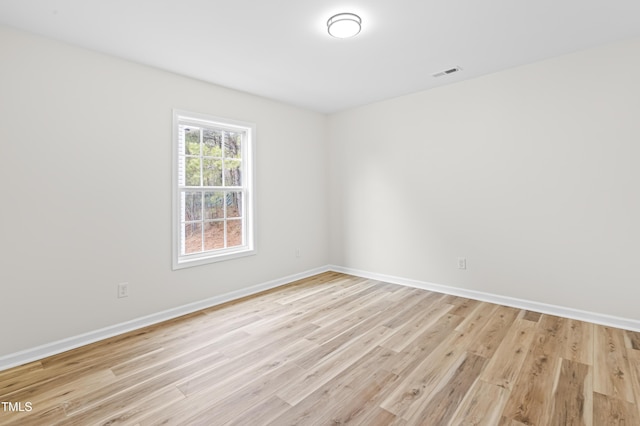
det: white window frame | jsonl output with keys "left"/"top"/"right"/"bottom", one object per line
{"left": 172, "top": 109, "right": 256, "bottom": 269}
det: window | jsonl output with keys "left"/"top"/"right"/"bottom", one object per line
{"left": 173, "top": 110, "right": 255, "bottom": 269}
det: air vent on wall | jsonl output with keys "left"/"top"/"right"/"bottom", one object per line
{"left": 432, "top": 66, "right": 461, "bottom": 78}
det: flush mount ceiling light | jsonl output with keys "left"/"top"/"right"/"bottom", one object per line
{"left": 327, "top": 13, "right": 361, "bottom": 38}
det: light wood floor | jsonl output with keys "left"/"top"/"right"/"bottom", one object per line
{"left": 1, "top": 272, "right": 640, "bottom": 425}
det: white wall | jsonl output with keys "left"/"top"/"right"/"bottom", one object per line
{"left": 328, "top": 37, "right": 640, "bottom": 321}
{"left": 3, "top": 23, "right": 640, "bottom": 361}
{"left": 0, "top": 26, "right": 329, "bottom": 357}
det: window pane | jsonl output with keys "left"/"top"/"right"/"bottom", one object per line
{"left": 227, "top": 219, "right": 243, "bottom": 247}
{"left": 183, "top": 191, "right": 202, "bottom": 221}
{"left": 203, "top": 158, "right": 222, "bottom": 186}
{"left": 224, "top": 160, "right": 242, "bottom": 186}
{"left": 185, "top": 158, "right": 201, "bottom": 186}
{"left": 203, "top": 129, "right": 222, "bottom": 157}
{"left": 184, "top": 223, "right": 202, "bottom": 254}
{"left": 184, "top": 127, "right": 200, "bottom": 155}
{"left": 226, "top": 192, "right": 242, "bottom": 218}
{"left": 204, "top": 191, "right": 224, "bottom": 219}
{"left": 204, "top": 221, "right": 225, "bottom": 250}
{"left": 224, "top": 131, "right": 242, "bottom": 159}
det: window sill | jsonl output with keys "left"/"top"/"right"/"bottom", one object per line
{"left": 172, "top": 247, "right": 257, "bottom": 270}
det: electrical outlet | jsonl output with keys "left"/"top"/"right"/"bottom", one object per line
{"left": 295, "top": 248, "right": 301, "bottom": 258}
{"left": 457, "top": 257, "right": 467, "bottom": 270}
{"left": 117, "top": 282, "right": 129, "bottom": 298}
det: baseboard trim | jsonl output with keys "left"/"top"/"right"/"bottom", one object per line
{"left": 4, "top": 264, "right": 639, "bottom": 372}
{"left": 328, "top": 265, "right": 640, "bottom": 333}
{"left": 0, "top": 265, "right": 330, "bottom": 372}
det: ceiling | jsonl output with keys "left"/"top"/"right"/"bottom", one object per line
{"left": 1, "top": 1, "right": 640, "bottom": 113}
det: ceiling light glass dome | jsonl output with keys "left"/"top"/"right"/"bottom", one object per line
{"left": 327, "top": 13, "right": 361, "bottom": 38}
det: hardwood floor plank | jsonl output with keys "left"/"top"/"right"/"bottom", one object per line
{"left": 284, "top": 285, "right": 387, "bottom": 331}
{"left": 380, "top": 296, "right": 452, "bottom": 352}
{"left": 625, "top": 349, "right": 640, "bottom": 421}
{"left": 135, "top": 362, "right": 303, "bottom": 426}
{"left": 267, "top": 345, "right": 396, "bottom": 425}
{"left": 0, "top": 361, "right": 43, "bottom": 389}
{"left": 178, "top": 362, "right": 304, "bottom": 425}
{"left": 277, "top": 325, "right": 394, "bottom": 405}
{"left": 448, "top": 380, "right": 511, "bottom": 426}
{"left": 177, "top": 337, "right": 315, "bottom": 397}
{"left": 382, "top": 291, "right": 441, "bottom": 329}
{"left": 440, "top": 294, "right": 466, "bottom": 306}
{"left": 387, "top": 313, "right": 464, "bottom": 377}
{"left": 0, "top": 404, "right": 67, "bottom": 426}
{"left": 593, "top": 392, "right": 640, "bottom": 425}
{"left": 522, "top": 310, "right": 542, "bottom": 323}
{"left": 407, "top": 352, "right": 487, "bottom": 424}
{"left": 41, "top": 311, "right": 210, "bottom": 369}
{"left": 224, "top": 395, "right": 291, "bottom": 426}
{"left": 275, "top": 279, "right": 382, "bottom": 324}
{"left": 562, "top": 319, "right": 594, "bottom": 366}
{"left": 220, "top": 321, "right": 319, "bottom": 359}
{"left": 448, "top": 298, "right": 481, "bottom": 318}
{"left": 624, "top": 330, "right": 640, "bottom": 351}
{"left": 311, "top": 370, "right": 399, "bottom": 425}
{"left": 303, "top": 291, "right": 391, "bottom": 345}
{"left": 208, "top": 271, "right": 340, "bottom": 308}
{"left": 2, "top": 369, "right": 116, "bottom": 417}
{"left": 65, "top": 385, "right": 185, "bottom": 426}
{"left": 468, "top": 305, "right": 520, "bottom": 358}
{"left": 480, "top": 318, "right": 536, "bottom": 390}
{"left": 380, "top": 326, "right": 481, "bottom": 419}
{"left": 1, "top": 272, "right": 638, "bottom": 425}
{"left": 454, "top": 302, "right": 499, "bottom": 333}
{"left": 294, "top": 312, "right": 386, "bottom": 369}
{"left": 549, "top": 358, "right": 592, "bottom": 426}
{"left": 594, "top": 325, "right": 635, "bottom": 403}
{"left": 311, "top": 348, "right": 402, "bottom": 425}
{"left": 283, "top": 278, "right": 380, "bottom": 318}
{"left": 497, "top": 416, "right": 529, "bottom": 426}
{"left": 62, "top": 350, "right": 226, "bottom": 417}
{"left": 275, "top": 276, "right": 359, "bottom": 305}
{"left": 109, "top": 330, "right": 250, "bottom": 377}
{"left": 501, "top": 315, "right": 566, "bottom": 426}
{"left": 345, "top": 407, "right": 398, "bottom": 426}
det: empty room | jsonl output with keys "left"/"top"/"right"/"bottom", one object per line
{"left": 1, "top": 1, "right": 640, "bottom": 425}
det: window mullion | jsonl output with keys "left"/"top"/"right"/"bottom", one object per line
{"left": 200, "top": 191, "right": 205, "bottom": 253}
{"left": 224, "top": 220, "right": 228, "bottom": 249}
{"left": 199, "top": 128, "right": 204, "bottom": 187}
{"left": 221, "top": 131, "right": 226, "bottom": 187}
{"left": 223, "top": 189, "right": 228, "bottom": 248}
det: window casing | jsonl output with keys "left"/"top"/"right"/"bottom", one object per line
{"left": 173, "top": 110, "right": 255, "bottom": 269}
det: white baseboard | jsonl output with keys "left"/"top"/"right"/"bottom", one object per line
{"left": 3, "top": 264, "right": 639, "bottom": 372}
{"left": 0, "top": 266, "right": 330, "bottom": 372}
{"left": 328, "top": 265, "right": 640, "bottom": 333}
